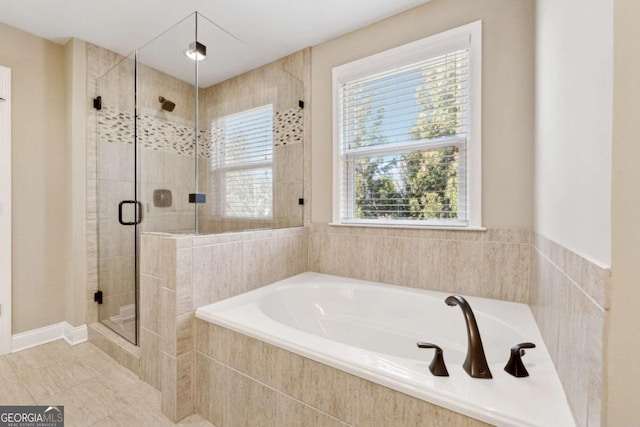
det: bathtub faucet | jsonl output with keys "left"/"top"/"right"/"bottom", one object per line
{"left": 445, "top": 295, "right": 493, "bottom": 379}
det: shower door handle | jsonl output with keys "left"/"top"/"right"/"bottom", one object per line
{"left": 118, "top": 200, "right": 142, "bottom": 226}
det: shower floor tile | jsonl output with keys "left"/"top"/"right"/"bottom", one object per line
{"left": 0, "top": 340, "right": 215, "bottom": 427}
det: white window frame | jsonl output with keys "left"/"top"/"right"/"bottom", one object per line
{"left": 332, "top": 21, "right": 482, "bottom": 228}
{"left": 0, "top": 66, "right": 11, "bottom": 355}
{"left": 212, "top": 104, "right": 274, "bottom": 220}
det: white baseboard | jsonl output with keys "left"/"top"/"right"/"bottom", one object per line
{"left": 12, "top": 321, "right": 88, "bottom": 353}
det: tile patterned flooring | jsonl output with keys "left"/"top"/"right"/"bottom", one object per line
{"left": 0, "top": 340, "right": 214, "bottom": 427}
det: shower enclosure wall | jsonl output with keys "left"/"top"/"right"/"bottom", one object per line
{"left": 94, "top": 13, "right": 304, "bottom": 343}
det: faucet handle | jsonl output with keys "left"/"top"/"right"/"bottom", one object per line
{"left": 504, "top": 342, "right": 536, "bottom": 377}
{"left": 417, "top": 342, "right": 449, "bottom": 377}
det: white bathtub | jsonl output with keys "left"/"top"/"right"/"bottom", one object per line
{"left": 195, "top": 272, "right": 575, "bottom": 427}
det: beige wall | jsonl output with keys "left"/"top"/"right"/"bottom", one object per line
{"left": 310, "top": 0, "right": 535, "bottom": 228}
{"left": 535, "top": 0, "right": 612, "bottom": 266}
{"left": 0, "top": 23, "right": 68, "bottom": 333}
{"left": 607, "top": 0, "right": 640, "bottom": 423}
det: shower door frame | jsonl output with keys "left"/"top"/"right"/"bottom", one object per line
{"left": 0, "top": 66, "right": 12, "bottom": 355}
{"left": 132, "top": 52, "right": 140, "bottom": 346}
{"left": 95, "top": 54, "right": 141, "bottom": 345}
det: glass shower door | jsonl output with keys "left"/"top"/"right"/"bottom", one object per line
{"left": 96, "top": 53, "right": 139, "bottom": 344}
{"left": 135, "top": 14, "right": 198, "bottom": 236}
{"left": 92, "top": 11, "right": 306, "bottom": 345}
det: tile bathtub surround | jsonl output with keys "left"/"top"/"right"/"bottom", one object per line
{"left": 194, "top": 320, "right": 491, "bottom": 427}
{"left": 309, "top": 223, "right": 532, "bottom": 303}
{"left": 529, "top": 233, "right": 609, "bottom": 427}
{"left": 139, "top": 226, "right": 308, "bottom": 422}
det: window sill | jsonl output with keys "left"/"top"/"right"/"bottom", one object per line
{"left": 328, "top": 222, "right": 487, "bottom": 232}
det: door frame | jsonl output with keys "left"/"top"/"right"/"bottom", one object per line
{"left": 0, "top": 66, "right": 12, "bottom": 355}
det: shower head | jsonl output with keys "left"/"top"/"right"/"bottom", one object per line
{"left": 158, "top": 96, "right": 176, "bottom": 112}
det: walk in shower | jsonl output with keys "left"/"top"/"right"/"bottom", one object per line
{"left": 95, "top": 12, "right": 304, "bottom": 343}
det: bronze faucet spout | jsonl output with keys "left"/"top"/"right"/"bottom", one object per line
{"left": 445, "top": 295, "right": 492, "bottom": 379}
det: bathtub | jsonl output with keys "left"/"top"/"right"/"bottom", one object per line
{"left": 195, "top": 272, "right": 575, "bottom": 426}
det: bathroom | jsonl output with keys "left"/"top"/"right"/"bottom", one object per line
{"left": 0, "top": 0, "right": 637, "bottom": 425}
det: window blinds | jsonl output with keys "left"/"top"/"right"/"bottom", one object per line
{"left": 338, "top": 48, "right": 470, "bottom": 225}
{"left": 211, "top": 105, "right": 273, "bottom": 218}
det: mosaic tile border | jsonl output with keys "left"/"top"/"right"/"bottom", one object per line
{"left": 97, "top": 106, "right": 304, "bottom": 158}
{"left": 275, "top": 107, "right": 303, "bottom": 146}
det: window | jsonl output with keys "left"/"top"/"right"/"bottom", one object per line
{"left": 211, "top": 105, "right": 273, "bottom": 218}
{"left": 333, "top": 21, "right": 482, "bottom": 227}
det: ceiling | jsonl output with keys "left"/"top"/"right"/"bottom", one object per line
{"left": 0, "top": 0, "right": 432, "bottom": 87}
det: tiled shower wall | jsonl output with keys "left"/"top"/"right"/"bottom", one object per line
{"left": 98, "top": 106, "right": 199, "bottom": 233}
{"left": 139, "top": 227, "right": 308, "bottom": 421}
{"left": 309, "top": 224, "right": 532, "bottom": 302}
{"left": 198, "top": 50, "right": 309, "bottom": 233}
{"left": 529, "top": 234, "right": 609, "bottom": 427}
